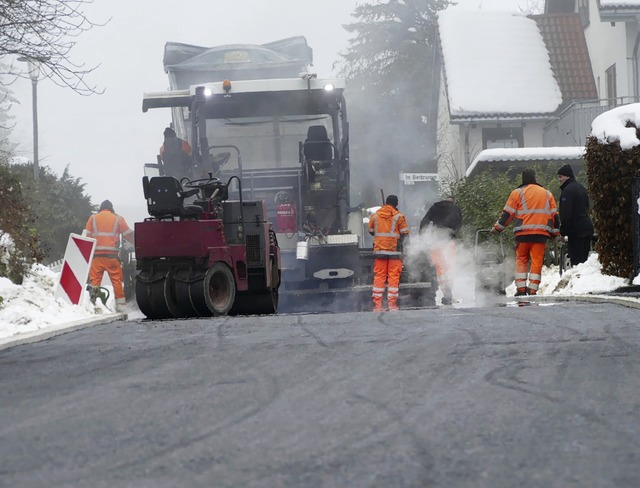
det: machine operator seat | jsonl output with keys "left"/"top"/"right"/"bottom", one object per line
{"left": 303, "top": 125, "right": 333, "bottom": 162}
{"left": 142, "top": 176, "right": 201, "bottom": 219}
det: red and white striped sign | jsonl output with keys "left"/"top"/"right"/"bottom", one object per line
{"left": 54, "top": 233, "right": 96, "bottom": 305}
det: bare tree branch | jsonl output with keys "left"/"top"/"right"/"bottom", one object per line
{"left": 0, "top": 0, "right": 107, "bottom": 95}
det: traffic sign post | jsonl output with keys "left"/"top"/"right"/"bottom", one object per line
{"left": 54, "top": 233, "right": 96, "bottom": 305}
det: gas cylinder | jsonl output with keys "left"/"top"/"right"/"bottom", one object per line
{"left": 276, "top": 201, "right": 297, "bottom": 233}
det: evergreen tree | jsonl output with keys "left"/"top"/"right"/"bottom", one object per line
{"left": 10, "top": 163, "right": 94, "bottom": 263}
{"left": 337, "top": 0, "right": 450, "bottom": 205}
{"left": 0, "top": 163, "right": 43, "bottom": 284}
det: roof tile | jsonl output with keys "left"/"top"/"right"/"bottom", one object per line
{"left": 532, "top": 13, "right": 598, "bottom": 104}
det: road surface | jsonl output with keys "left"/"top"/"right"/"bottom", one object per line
{"left": 1, "top": 300, "right": 639, "bottom": 487}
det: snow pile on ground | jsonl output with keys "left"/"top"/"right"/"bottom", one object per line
{"left": 538, "top": 253, "right": 629, "bottom": 295}
{"left": 0, "top": 264, "right": 115, "bottom": 341}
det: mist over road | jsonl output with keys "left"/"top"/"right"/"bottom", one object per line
{"left": 1, "top": 302, "right": 639, "bottom": 487}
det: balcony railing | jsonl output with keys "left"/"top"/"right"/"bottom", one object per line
{"left": 543, "top": 97, "right": 640, "bottom": 148}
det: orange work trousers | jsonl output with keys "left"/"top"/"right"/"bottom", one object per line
{"left": 372, "top": 257, "right": 403, "bottom": 311}
{"left": 514, "top": 241, "right": 546, "bottom": 294}
{"left": 430, "top": 240, "right": 457, "bottom": 297}
{"left": 89, "top": 256, "right": 125, "bottom": 300}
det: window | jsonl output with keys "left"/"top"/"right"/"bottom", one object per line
{"left": 606, "top": 64, "right": 617, "bottom": 106}
{"left": 482, "top": 127, "right": 524, "bottom": 150}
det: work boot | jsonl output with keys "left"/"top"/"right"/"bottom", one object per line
{"left": 373, "top": 298, "right": 384, "bottom": 312}
{"left": 115, "top": 298, "right": 126, "bottom": 314}
{"left": 514, "top": 288, "right": 528, "bottom": 297}
{"left": 527, "top": 288, "right": 537, "bottom": 296}
{"left": 388, "top": 299, "right": 399, "bottom": 312}
{"left": 442, "top": 286, "right": 453, "bottom": 305}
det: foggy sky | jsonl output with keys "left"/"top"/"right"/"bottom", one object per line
{"left": 10, "top": 0, "right": 361, "bottom": 224}
{"left": 10, "top": 0, "right": 532, "bottom": 226}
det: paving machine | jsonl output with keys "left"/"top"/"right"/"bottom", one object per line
{"left": 141, "top": 37, "right": 435, "bottom": 310}
{"left": 135, "top": 174, "right": 280, "bottom": 318}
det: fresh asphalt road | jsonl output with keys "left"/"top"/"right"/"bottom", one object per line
{"left": 1, "top": 301, "right": 639, "bottom": 488}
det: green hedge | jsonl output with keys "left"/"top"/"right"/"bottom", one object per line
{"left": 585, "top": 134, "right": 640, "bottom": 279}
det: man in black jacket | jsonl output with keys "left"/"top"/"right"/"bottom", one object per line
{"left": 557, "top": 164, "right": 594, "bottom": 266}
{"left": 419, "top": 197, "right": 462, "bottom": 305}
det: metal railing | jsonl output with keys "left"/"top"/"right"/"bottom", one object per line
{"left": 543, "top": 97, "right": 640, "bottom": 148}
{"left": 48, "top": 258, "right": 64, "bottom": 273}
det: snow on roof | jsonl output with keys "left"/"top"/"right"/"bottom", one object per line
{"left": 466, "top": 146, "right": 584, "bottom": 177}
{"left": 600, "top": 0, "right": 640, "bottom": 7}
{"left": 590, "top": 103, "right": 640, "bottom": 150}
{"left": 438, "top": 9, "right": 562, "bottom": 117}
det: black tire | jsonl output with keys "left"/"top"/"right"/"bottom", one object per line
{"left": 135, "top": 271, "right": 180, "bottom": 319}
{"left": 188, "top": 279, "right": 214, "bottom": 317}
{"left": 202, "top": 262, "right": 236, "bottom": 316}
{"left": 230, "top": 259, "right": 279, "bottom": 315}
{"left": 135, "top": 278, "right": 156, "bottom": 318}
{"left": 173, "top": 270, "right": 201, "bottom": 318}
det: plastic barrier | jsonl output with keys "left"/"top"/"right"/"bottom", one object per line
{"left": 54, "top": 233, "right": 96, "bottom": 305}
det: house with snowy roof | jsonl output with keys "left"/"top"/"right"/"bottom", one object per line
{"left": 436, "top": 0, "right": 640, "bottom": 180}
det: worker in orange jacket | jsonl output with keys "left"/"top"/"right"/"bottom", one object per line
{"left": 419, "top": 197, "right": 462, "bottom": 305}
{"left": 159, "top": 127, "right": 192, "bottom": 179}
{"left": 368, "top": 195, "right": 410, "bottom": 311}
{"left": 491, "top": 169, "right": 560, "bottom": 296}
{"left": 85, "top": 200, "right": 135, "bottom": 311}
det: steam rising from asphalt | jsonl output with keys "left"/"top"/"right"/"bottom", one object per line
{"left": 405, "top": 226, "right": 515, "bottom": 307}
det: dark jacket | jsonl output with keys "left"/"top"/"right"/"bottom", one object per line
{"left": 419, "top": 200, "right": 462, "bottom": 238}
{"left": 559, "top": 177, "right": 594, "bottom": 238}
{"left": 160, "top": 136, "right": 192, "bottom": 178}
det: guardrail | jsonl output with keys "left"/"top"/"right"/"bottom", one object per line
{"left": 48, "top": 258, "right": 64, "bottom": 273}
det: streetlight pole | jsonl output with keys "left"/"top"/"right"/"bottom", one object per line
{"left": 18, "top": 57, "right": 41, "bottom": 183}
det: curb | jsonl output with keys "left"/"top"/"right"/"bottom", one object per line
{"left": 0, "top": 313, "right": 128, "bottom": 351}
{"left": 520, "top": 293, "right": 640, "bottom": 309}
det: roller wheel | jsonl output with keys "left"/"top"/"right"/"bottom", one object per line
{"left": 135, "top": 278, "right": 156, "bottom": 319}
{"left": 256, "top": 286, "right": 279, "bottom": 315}
{"left": 187, "top": 278, "right": 214, "bottom": 317}
{"left": 135, "top": 271, "right": 181, "bottom": 319}
{"left": 190, "top": 262, "right": 235, "bottom": 316}
{"left": 257, "top": 260, "right": 280, "bottom": 314}
{"left": 231, "top": 259, "right": 279, "bottom": 315}
{"left": 173, "top": 270, "right": 201, "bottom": 318}
{"left": 205, "top": 262, "right": 236, "bottom": 315}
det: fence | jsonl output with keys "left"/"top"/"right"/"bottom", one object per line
{"left": 48, "top": 258, "right": 64, "bottom": 273}
{"left": 543, "top": 97, "right": 640, "bottom": 148}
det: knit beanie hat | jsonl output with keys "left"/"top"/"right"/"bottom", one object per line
{"left": 163, "top": 127, "right": 176, "bottom": 138}
{"left": 521, "top": 169, "right": 536, "bottom": 185}
{"left": 557, "top": 164, "right": 574, "bottom": 178}
{"left": 99, "top": 200, "right": 114, "bottom": 212}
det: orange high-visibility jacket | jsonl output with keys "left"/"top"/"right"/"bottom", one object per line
{"left": 494, "top": 184, "right": 560, "bottom": 239}
{"left": 368, "top": 205, "right": 410, "bottom": 257}
{"left": 159, "top": 138, "right": 192, "bottom": 157}
{"left": 85, "top": 210, "right": 134, "bottom": 256}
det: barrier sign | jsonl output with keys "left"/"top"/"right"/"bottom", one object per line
{"left": 54, "top": 233, "right": 96, "bottom": 305}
